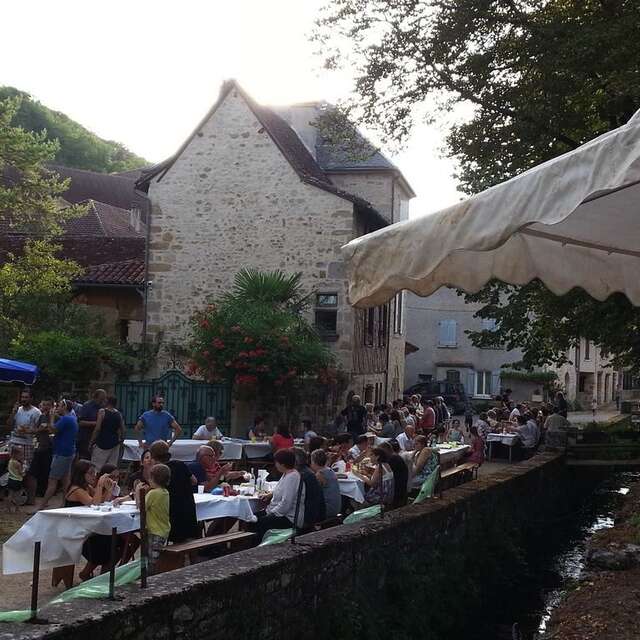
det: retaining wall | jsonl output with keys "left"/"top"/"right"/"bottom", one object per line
{"left": 4, "top": 452, "right": 574, "bottom": 640}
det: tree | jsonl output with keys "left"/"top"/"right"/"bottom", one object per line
{"left": 314, "top": 0, "right": 640, "bottom": 371}
{"left": 0, "top": 87, "right": 148, "bottom": 173}
{"left": 0, "top": 96, "right": 133, "bottom": 388}
{"left": 189, "top": 269, "right": 336, "bottom": 406}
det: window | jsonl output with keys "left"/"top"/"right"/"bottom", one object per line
{"left": 377, "top": 305, "right": 388, "bottom": 348}
{"left": 446, "top": 370, "right": 461, "bottom": 384}
{"left": 578, "top": 374, "right": 587, "bottom": 393}
{"left": 481, "top": 318, "right": 497, "bottom": 332}
{"left": 475, "top": 371, "right": 492, "bottom": 396}
{"left": 584, "top": 339, "right": 591, "bottom": 360}
{"left": 364, "top": 308, "right": 375, "bottom": 346}
{"left": 119, "top": 319, "right": 130, "bottom": 344}
{"left": 437, "top": 320, "right": 457, "bottom": 347}
{"left": 623, "top": 372, "right": 638, "bottom": 390}
{"left": 393, "top": 292, "right": 404, "bottom": 334}
{"left": 314, "top": 293, "right": 338, "bottom": 337}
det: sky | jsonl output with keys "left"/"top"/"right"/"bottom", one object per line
{"left": 1, "top": 0, "right": 464, "bottom": 217}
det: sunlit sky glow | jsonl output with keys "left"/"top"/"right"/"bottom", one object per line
{"left": 2, "top": 0, "right": 464, "bottom": 216}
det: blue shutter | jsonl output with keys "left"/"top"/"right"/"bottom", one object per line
{"left": 491, "top": 370, "right": 501, "bottom": 397}
{"left": 466, "top": 371, "right": 477, "bottom": 397}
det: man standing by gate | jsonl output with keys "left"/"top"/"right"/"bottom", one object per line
{"left": 135, "top": 395, "right": 183, "bottom": 448}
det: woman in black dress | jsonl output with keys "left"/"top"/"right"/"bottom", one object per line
{"left": 149, "top": 440, "right": 198, "bottom": 543}
{"left": 65, "top": 459, "right": 121, "bottom": 580}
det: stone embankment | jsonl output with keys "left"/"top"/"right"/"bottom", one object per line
{"left": 3, "top": 452, "right": 575, "bottom": 640}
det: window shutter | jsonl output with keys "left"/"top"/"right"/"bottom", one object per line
{"left": 467, "top": 371, "right": 476, "bottom": 397}
{"left": 438, "top": 321, "right": 446, "bottom": 346}
{"left": 491, "top": 371, "right": 501, "bottom": 397}
{"left": 449, "top": 320, "right": 457, "bottom": 346}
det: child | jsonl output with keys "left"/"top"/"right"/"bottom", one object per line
{"left": 7, "top": 446, "right": 27, "bottom": 511}
{"left": 136, "top": 463, "right": 171, "bottom": 574}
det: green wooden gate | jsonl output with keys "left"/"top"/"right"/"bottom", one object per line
{"left": 115, "top": 370, "right": 231, "bottom": 438}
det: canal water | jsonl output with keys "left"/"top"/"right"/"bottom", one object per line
{"left": 487, "top": 471, "right": 639, "bottom": 639}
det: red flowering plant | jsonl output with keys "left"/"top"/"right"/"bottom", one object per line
{"left": 189, "top": 269, "right": 334, "bottom": 401}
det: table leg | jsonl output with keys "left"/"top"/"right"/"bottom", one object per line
{"left": 489, "top": 441, "right": 493, "bottom": 461}
{"left": 509, "top": 446, "right": 513, "bottom": 464}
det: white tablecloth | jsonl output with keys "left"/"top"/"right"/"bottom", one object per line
{"left": 243, "top": 441, "right": 272, "bottom": 459}
{"left": 2, "top": 493, "right": 259, "bottom": 575}
{"left": 122, "top": 439, "right": 245, "bottom": 462}
{"left": 435, "top": 444, "right": 471, "bottom": 465}
{"left": 337, "top": 474, "right": 366, "bottom": 503}
{"left": 486, "top": 433, "right": 520, "bottom": 446}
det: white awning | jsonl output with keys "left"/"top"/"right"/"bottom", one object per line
{"left": 343, "top": 110, "right": 640, "bottom": 307}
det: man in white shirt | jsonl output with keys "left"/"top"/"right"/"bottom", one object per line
{"left": 7, "top": 389, "right": 41, "bottom": 467}
{"left": 396, "top": 424, "right": 416, "bottom": 452}
{"left": 193, "top": 416, "right": 223, "bottom": 440}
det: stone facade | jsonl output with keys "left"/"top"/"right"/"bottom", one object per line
{"left": 143, "top": 83, "right": 412, "bottom": 419}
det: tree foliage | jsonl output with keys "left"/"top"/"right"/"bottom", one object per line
{"left": 189, "top": 269, "right": 336, "bottom": 402}
{"left": 315, "top": 0, "right": 640, "bottom": 371}
{"left": 0, "top": 87, "right": 147, "bottom": 173}
{"left": 0, "top": 96, "right": 132, "bottom": 389}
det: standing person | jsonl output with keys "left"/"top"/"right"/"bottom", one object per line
{"left": 555, "top": 392, "right": 569, "bottom": 418}
{"left": 591, "top": 396, "right": 598, "bottom": 419}
{"left": 90, "top": 396, "right": 124, "bottom": 468}
{"left": 136, "top": 463, "right": 171, "bottom": 575}
{"left": 193, "top": 416, "right": 223, "bottom": 440}
{"left": 25, "top": 398, "right": 54, "bottom": 503}
{"left": 7, "top": 389, "right": 41, "bottom": 470}
{"left": 418, "top": 400, "right": 436, "bottom": 433}
{"left": 341, "top": 395, "right": 367, "bottom": 439}
{"left": 7, "top": 447, "right": 26, "bottom": 510}
{"left": 77, "top": 389, "right": 107, "bottom": 460}
{"left": 467, "top": 426, "right": 485, "bottom": 466}
{"left": 40, "top": 399, "right": 79, "bottom": 509}
{"left": 149, "top": 440, "right": 198, "bottom": 543}
{"left": 135, "top": 395, "right": 182, "bottom": 448}
{"left": 464, "top": 402, "right": 474, "bottom": 430}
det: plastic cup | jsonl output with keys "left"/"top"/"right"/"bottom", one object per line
{"left": 197, "top": 485, "right": 205, "bottom": 494}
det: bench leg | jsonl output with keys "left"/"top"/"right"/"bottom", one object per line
{"left": 52, "top": 564, "right": 75, "bottom": 589}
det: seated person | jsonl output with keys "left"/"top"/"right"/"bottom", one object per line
{"left": 247, "top": 416, "right": 267, "bottom": 441}
{"left": 187, "top": 443, "right": 244, "bottom": 493}
{"left": 348, "top": 434, "right": 371, "bottom": 462}
{"left": 293, "top": 447, "right": 326, "bottom": 528}
{"left": 308, "top": 435, "right": 328, "bottom": 455}
{"left": 252, "top": 448, "right": 305, "bottom": 541}
{"left": 467, "top": 426, "right": 485, "bottom": 465}
{"left": 379, "top": 413, "right": 395, "bottom": 438}
{"left": 509, "top": 414, "right": 537, "bottom": 449}
{"left": 352, "top": 447, "right": 394, "bottom": 506}
{"left": 310, "top": 449, "right": 341, "bottom": 519}
{"left": 327, "top": 433, "right": 354, "bottom": 471}
{"left": 411, "top": 436, "right": 439, "bottom": 489}
{"left": 271, "top": 424, "right": 294, "bottom": 452}
{"left": 446, "top": 419, "right": 465, "bottom": 443}
{"left": 193, "top": 416, "right": 223, "bottom": 440}
{"left": 396, "top": 424, "right": 416, "bottom": 451}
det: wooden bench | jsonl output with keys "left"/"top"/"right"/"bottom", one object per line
{"left": 438, "top": 462, "right": 479, "bottom": 494}
{"left": 157, "top": 531, "right": 256, "bottom": 573}
{"left": 52, "top": 564, "right": 75, "bottom": 589}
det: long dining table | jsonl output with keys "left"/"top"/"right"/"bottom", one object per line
{"left": 2, "top": 493, "right": 260, "bottom": 575}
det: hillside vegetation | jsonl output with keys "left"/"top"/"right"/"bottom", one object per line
{"left": 0, "top": 86, "right": 148, "bottom": 173}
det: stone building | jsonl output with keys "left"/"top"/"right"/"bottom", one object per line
{"left": 135, "top": 80, "right": 414, "bottom": 411}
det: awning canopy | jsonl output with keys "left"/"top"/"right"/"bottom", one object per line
{"left": 343, "top": 110, "right": 640, "bottom": 308}
{"left": 0, "top": 358, "right": 39, "bottom": 385}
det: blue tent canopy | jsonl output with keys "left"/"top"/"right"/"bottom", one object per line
{"left": 0, "top": 359, "right": 39, "bottom": 385}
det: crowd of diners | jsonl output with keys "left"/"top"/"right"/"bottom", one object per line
{"left": 2, "top": 386, "right": 571, "bottom": 578}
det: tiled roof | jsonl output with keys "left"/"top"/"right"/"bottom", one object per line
{"left": 50, "top": 165, "right": 141, "bottom": 211}
{"left": 63, "top": 200, "right": 143, "bottom": 238}
{"left": 74, "top": 259, "right": 145, "bottom": 286}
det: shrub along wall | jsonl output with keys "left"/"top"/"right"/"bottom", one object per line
{"left": 6, "top": 452, "right": 581, "bottom": 640}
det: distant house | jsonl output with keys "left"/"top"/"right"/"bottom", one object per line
{"left": 134, "top": 80, "right": 414, "bottom": 408}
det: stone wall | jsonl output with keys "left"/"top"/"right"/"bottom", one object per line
{"left": 145, "top": 89, "right": 358, "bottom": 374}
{"left": 10, "top": 453, "right": 580, "bottom": 640}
